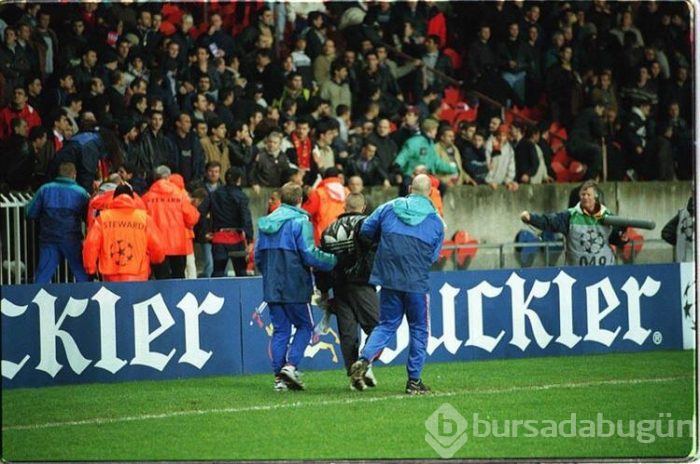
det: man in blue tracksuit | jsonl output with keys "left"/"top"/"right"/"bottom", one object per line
{"left": 350, "top": 174, "right": 444, "bottom": 395}
{"left": 26, "top": 161, "right": 90, "bottom": 284}
{"left": 255, "top": 182, "right": 337, "bottom": 391}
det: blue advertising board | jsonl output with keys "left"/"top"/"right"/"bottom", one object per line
{"left": 1, "top": 264, "right": 694, "bottom": 389}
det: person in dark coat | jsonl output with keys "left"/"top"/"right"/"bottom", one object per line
{"left": 566, "top": 100, "right": 606, "bottom": 180}
{"left": 345, "top": 140, "right": 391, "bottom": 188}
{"left": 315, "top": 193, "right": 379, "bottom": 390}
{"left": 135, "top": 110, "right": 176, "bottom": 177}
{"left": 209, "top": 166, "right": 254, "bottom": 277}
{"left": 167, "top": 112, "right": 205, "bottom": 185}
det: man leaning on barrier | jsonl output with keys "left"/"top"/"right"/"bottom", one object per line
{"left": 520, "top": 180, "right": 628, "bottom": 266}
{"left": 26, "top": 161, "right": 90, "bottom": 284}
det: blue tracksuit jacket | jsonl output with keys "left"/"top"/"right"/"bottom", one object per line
{"left": 255, "top": 204, "right": 336, "bottom": 303}
{"left": 360, "top": 194, "right": 444, "bottom": 293}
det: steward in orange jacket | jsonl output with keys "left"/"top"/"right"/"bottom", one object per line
{"left": 87, "top": 181, "right": 146, "bottom": 230}
{"left": 83, "top": 185, "right": 165, "bottom": 281}
{"left": 142, "top": 166, "right": 200, "bottom": 279}
{"left": 302, "top": 168, "right": 349, "bottom": 244}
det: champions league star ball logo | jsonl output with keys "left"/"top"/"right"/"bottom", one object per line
{"left": 683, "top": 280, "right": 696, "bottom": 330}
{"left": 679, "top": 216, "right": 694, "bottom": 242}
{"left": 110, "top": 240, "right": 134, "bottom": 267}
{"left": 580, "top": 229, "right": 606, "bottom": 254}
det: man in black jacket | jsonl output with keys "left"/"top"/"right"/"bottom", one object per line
{"left": 168, "top": 112, "right": 205, "bottom": 185}
{"left": 315, "top": 192, "right": 379, "bottom": 391}
{"left": 209, "top": 166, "right": 253, "bottom": 277}
{"left": 566, "top": 100, "right": 606, "bottom": 180}
{"left": 135, "top": 110, "right": 176, "bottom": 176}
{"left": 345, "top": 141, "right": 391, "bottom": 188}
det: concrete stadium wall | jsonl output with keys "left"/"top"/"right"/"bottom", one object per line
{"left": 247, "top": 181, "right": 692, "bottom": 244}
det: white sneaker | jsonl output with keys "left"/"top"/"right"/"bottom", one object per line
{"left": 280, "top": 364, "right": 305, "bottom": 390}
{"left": 274, "top": 376, "right": 288, "bottom": 391}
{"left": 363, "top": 365, "right": 377, "bottom": 388}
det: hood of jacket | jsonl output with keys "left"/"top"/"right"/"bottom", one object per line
{"left": 148, "top": 178, "right": 177, "bottom": 195}
{"left": 319, "top": 177, "right": 347, "bottom": 202}
{"left": 573, "top": 202, "right": 610, "bottom": 220}
{"left": 391, "top": 194, "right": 437, "bottom": 226}
{"left": 110, "top": 193, "right": 142, "bottom": 210}
{"left": 258, "top": 203, "right": 309, "bottom": 235}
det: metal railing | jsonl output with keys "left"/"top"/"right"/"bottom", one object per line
{"left": 1, "top": 192, "right": 75, "bottom": 285}
{"left": 435, "top": 239, "right": 674, "bottom": 271}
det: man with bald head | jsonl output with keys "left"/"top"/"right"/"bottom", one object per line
{"left": 350, "top": 174, "right": 444, "bottom": 395}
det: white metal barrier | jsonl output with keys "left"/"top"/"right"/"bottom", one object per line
{"left": 0, "top": 192, "right": 74, "bottom": 285}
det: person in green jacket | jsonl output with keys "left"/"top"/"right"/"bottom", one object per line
{"left": 394, "top": 118, "right": 458, "bottom": 178}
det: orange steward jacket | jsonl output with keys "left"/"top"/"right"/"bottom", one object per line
{"left": 83, "top": 194, "right": 166, "bottom": 280}
{"left": 302, "top": 176, "right": 348, "bottom": 244}
{"left": 143, "top": 179, "right": 200, "bottom": 255}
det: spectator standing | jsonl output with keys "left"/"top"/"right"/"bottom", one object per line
{"left": 254, "top": 182, "right": 337, "bottom": 391}
{"left": 250, "top": 131, "right": 292, "bottom": 191}
{"left": 461, "top": 128, "right": 492, "bottom": 186}
{"left": 168, "top": 112, "right": 205, "bottom": 185}
{"left": 0, "top": 86, "right": 41, "bottom": 142}
{"left": 346, "top": 140, "right": 391, "bottom": 189}
{"left": 496, "top": 22, "right": 528, "bottom": 106}
{"left": 567, "top": 100, "right": 607, "bottom": 181}
{"left": 621, "top": 95, "right": 653, "bottom": 180}
{"left": 83, "top": 184, "right": 165, "bottom": 282}
{"left": 435, "top": 126, "right": 475, "bottom": 186}
{"left": 350, "top": 175, "right": 444, "bottom": 395}
{"left": 313, "top": 39, "right": 336, "bottom": 86}
{"left": 26, "top": 162, "right": 90, "bottom": 283}
{"left": 200, "top": 118, "right": 233, "bottom": 178}
{"left": 143, "top": 165, "right": 200, "bottom": 279}
{"left": 209, "top": 167, "right": 254, "bottom": 277}
{"left": 484, "top": 124, "right": 518, "bottom": 191}
{"left": 319, "top": 60, "right": 351, "bottom": 117}
{"left": 515, "top": 124, "right": 554, "bottom": 185}
{"left": 194, "top": 161, "right": 223, "bottom": 278}
{"left": 394, "top": 118, "right": 457, "bottom": 180}
{"left": 134, "top": 110, "right": 174, "bottom": 177}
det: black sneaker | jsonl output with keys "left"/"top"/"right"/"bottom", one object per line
{"left": 350, "top": 358, "right": 369, "bottom": 385}
{"left": 406, "top": 379, "right": 431, "bottom": 395}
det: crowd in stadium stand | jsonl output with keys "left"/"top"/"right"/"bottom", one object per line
{"left": 0, "top": 1, "right": 693, "bottom": 280}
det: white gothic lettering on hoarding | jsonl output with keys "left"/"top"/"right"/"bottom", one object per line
{"left": 621, "top": 277, "right": 660, "bottom": 344}
{"left": 1, "top": 288, "right": 224, "bottom": 380}
{"left": 1, "top": 299, "right": 30, "bottom": 379}
{"left": 35, "top": 289, "right": 92, "bottom": 378}
{"left": 465, "top": 281, "right": 506, "bottom": 352}
{"left": 507, "top": 273, "right": 553, "bottom": 351}
{"left": 427, "top": 283, "right": 463, "bottom": 355}
{"left": 92, "top": 287, "right": 126, "bottom": 374}
{"left": 176, "top": 292, "right": 224, "bottom": 368}
{"left": 583, "top": 278, "right": 621, "bottom": 347}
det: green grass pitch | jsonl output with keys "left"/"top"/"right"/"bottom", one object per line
{"left": 2, "top": 350, "right": 696, "bottom": 461}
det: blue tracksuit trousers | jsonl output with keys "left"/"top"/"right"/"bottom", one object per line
{"left": 360, "top": 288, "right": 430, "bottom": 381}
{"left": 35, "top": 241, "right": 89, "bottom": 284}
{"left": 269, "top": 303, "right": 314, "bottom": 375}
